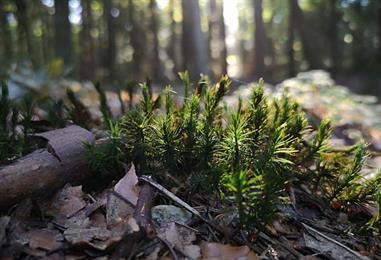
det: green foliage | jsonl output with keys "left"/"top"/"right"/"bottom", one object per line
{"left": 94, "top": 82, "right": 112, "bottom": 128}
{"left": 85, "top": 74, "right": 381, "bottom": 232}
{"left": 0, "top": 82, "right": 23, "bottom": 163}
{"left": 84, "top": 121, "right": 125, "bottom": 177}
{"left": 368, "top": 187, "right": 381, "bottom": 232}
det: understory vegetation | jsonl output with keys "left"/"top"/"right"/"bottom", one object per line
{"left": 82, "top": 74, "right": 381, "bottom": 233}
{"left": 1, "top": 73, "right": 381, "bottom": 235}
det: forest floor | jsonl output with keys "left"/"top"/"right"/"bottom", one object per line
{"left": 0, "top": 70, "right": 380, "bottom": 259}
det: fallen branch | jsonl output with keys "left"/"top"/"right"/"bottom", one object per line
{"left": 0, "top": 125, "right": 94, "bottom": 210}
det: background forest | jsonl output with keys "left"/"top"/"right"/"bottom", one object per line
{"left": 0, "top": 0, "right": 380, "bottom": 95}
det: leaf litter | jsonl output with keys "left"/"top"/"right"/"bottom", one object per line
{"left": 2, "top": 71, "right": 381, "bottom": 259}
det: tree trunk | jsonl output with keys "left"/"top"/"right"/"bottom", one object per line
{"left": 287, "top": 0, "right": 296, "bottom": 77}
{"left": 181, "top": 0, "right": 209, "bottom": 80}
{"left": 149, "top": 0, "right": 161, "bottom": 82}
{"left": 128, "top": 0, "right": 145, "bottom": 81}
{"left": 253, "top": 0, "right": 265, "bottom": 78}
{"left": 290, "top": 0, "right": 322, "bottom": 69}
{"left": 329, "top": 0, "right": 339, "bottom": 76}
{"left": 217, "top": 0, "right": 228, "bottom": 75}
{"left": 80, "top": 0, "right": 95, "bottom": 80}
{"left": 168, "top": 0, "right": 180, "bottom": 76}
{"left": 0, "top": 3, "right": 12, "bottom": 72}
{"left": 15, "top": 0, "right": 37, "bottom": 68}
{"left": 378, "top": 6, "right": 381, "bottom": 60}
{"left": 103, "top": 0, "right": 116, "bottom": 80}
{"left": 167, "top": 0, "right": 180, "bottom": 76}
{"left": 0, "top": 126, "right": 94, "bottom": 210}
{"left": 208, "top": 0, "right": 217, "bottom": 67}
{"left": 53, "top": 0, "right": 72, "bottom": 65}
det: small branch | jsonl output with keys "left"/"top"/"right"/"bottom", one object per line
{"left": 140, "top": 175, "right": 227, "bottom": 236}
{"left": 302, "top": 223, "right": 370, "bottom": 260}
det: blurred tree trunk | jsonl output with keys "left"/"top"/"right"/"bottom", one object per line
{"left": 15, "top": 0, "right": 37, "bottom": 68}
{"left": 128, "top": 0, "right": 145, "bottom": 80}
{"left": 80, "top": 0, "right": 95, "bottom": 80}
{"left": 217, "top": 0, "right": 228, "bottom": 75}
{"left": 287, "top": 0, "right": 296, "bottom": 77}
{"left": 290, "top": 0, "right": 322, "bottom": 69}
{"left": 378, "top": 6, "right": 381, "bottom": 60}
{"left": 253, "top": 0, "right": 265, "bottom": 77}
{"left": 53, "top": 0, "right": 71, "bottom": 65}
{"left": 167, "top": 0, "right": 180, "bottom": 75}
{"left": 329, "top": 0, "right": 340, "bottom": 76}
{"left": 39, "top": 2, "right": 52, "bottom": 66}
{"left": 103, "top": 0, "right": 116, "bottom": 80}
{"left": 149, "top": 0, "right": 162, "bottom": 81}
{"left": 181, "top": 0, "right": 209, "bottom": 80}
{"left": 0, "top": 3, "right": 12, "bottom": 68}
{"left": 238, "top": 13, "right": 251, "bottom": 78}
{"left": 208, "top": 0, "right": 217, "bottom": 67}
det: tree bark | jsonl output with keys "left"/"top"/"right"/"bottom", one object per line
{"left": 329, "top": 0, "right": 339, "bottom": 76}
{"left": 53, "top": 0, "right": 72, "bottom": 65}
{"left": 15, "top": 0, "right": 37, "bottom": 68}
{"left": 290, "top": 0, "right": 322, "bottom": 69}
{"left": 0, "top": 126, "right": 94, "bottom": 210}
{"left": 378, "top": 6, "right": 381, "bottom": 60}
{"left": 253, "top": 0, "right": 266, "bottom": 78}
{"left": 0, "top": 3, "right": 12, "bottom": 68}
{"left": 287, "top": 0, "right": 296, "bottom": 77}
{"left": 128, "top": 0, "right": 145, "bottom": 81}
{"left": 167, "top": 0, "right": 180, "bottom": 76}
{"left": 181, "top": 0, "right": 209, "bottom": 80}
{"left": 217, "top": 0, "right": 228, "bottom": 75}
{"left": 149, "top": 0, "right": 162, "bottom": 82}
{"left": 103, "top": 0, "right": 116, "bottom": 80}
{"left": 80, "top": 0, "right": 95, "bottom": 80}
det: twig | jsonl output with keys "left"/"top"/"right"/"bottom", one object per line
{"left": 302, "top": 223, "right": 370, "bottom": 260}
{"left": 174, "top": 221, "right": 200, "bottom": 233}
{"left": 140, "top": 175, "right": 227, "bottom": 236}
{"left": 157, "top": 236, "right": 179, "bottom": 260}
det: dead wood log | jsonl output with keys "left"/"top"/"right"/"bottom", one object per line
{"left": 0, "top": 125, "right": 94, "bottom": 210}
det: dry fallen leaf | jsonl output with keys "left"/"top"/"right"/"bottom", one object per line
{"left": 200, "top": 241, "right": 258, "bottom": 260}
{"left": 114, "top": 163, "right": 140, "bottom": 206}
{"left": 49, "top": 185, "right": 87, "bottom": 219}
{"left": 157, "top": 222, "right": 201, "bottom": 259}
{"left": 29, "top": 229, "right": 62, "bottom": 251}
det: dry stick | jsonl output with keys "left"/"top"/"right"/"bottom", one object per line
{"left": 111, "top": 184, "right": 154, "bottom": 259}
{"left": 140, "top": 175, "right": 227, "bottom": 236}
{"left": 157, "top": 237, "right": 179, "bottom": 260}
{"left": 301, "top": 223, "right": 370, "bottom": 260}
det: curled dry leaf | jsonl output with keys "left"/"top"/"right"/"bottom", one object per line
{"left": 200, "top": 241, "right": 258, "bottom": 260}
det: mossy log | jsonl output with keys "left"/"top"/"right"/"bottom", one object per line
{"left": 0, "top": 125, "right": 94, "bottom": 210}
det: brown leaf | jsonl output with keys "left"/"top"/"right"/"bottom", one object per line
{"left": 200, "top": 241, "right": 258, "bottom": 260}
{"left": 114, "top": 163, "right": 140, "bottom": 206}
{"left": 157, "top": 222, "right": 200, "bottom": 259}
{"left": 64, "top": 227, "right": 111, "bottom": 246}
{"left": 29, "top": 229, "right": 62, "bottom": 251}
{"left": 49, "top": 185, "right": 87, "bottom": 218}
